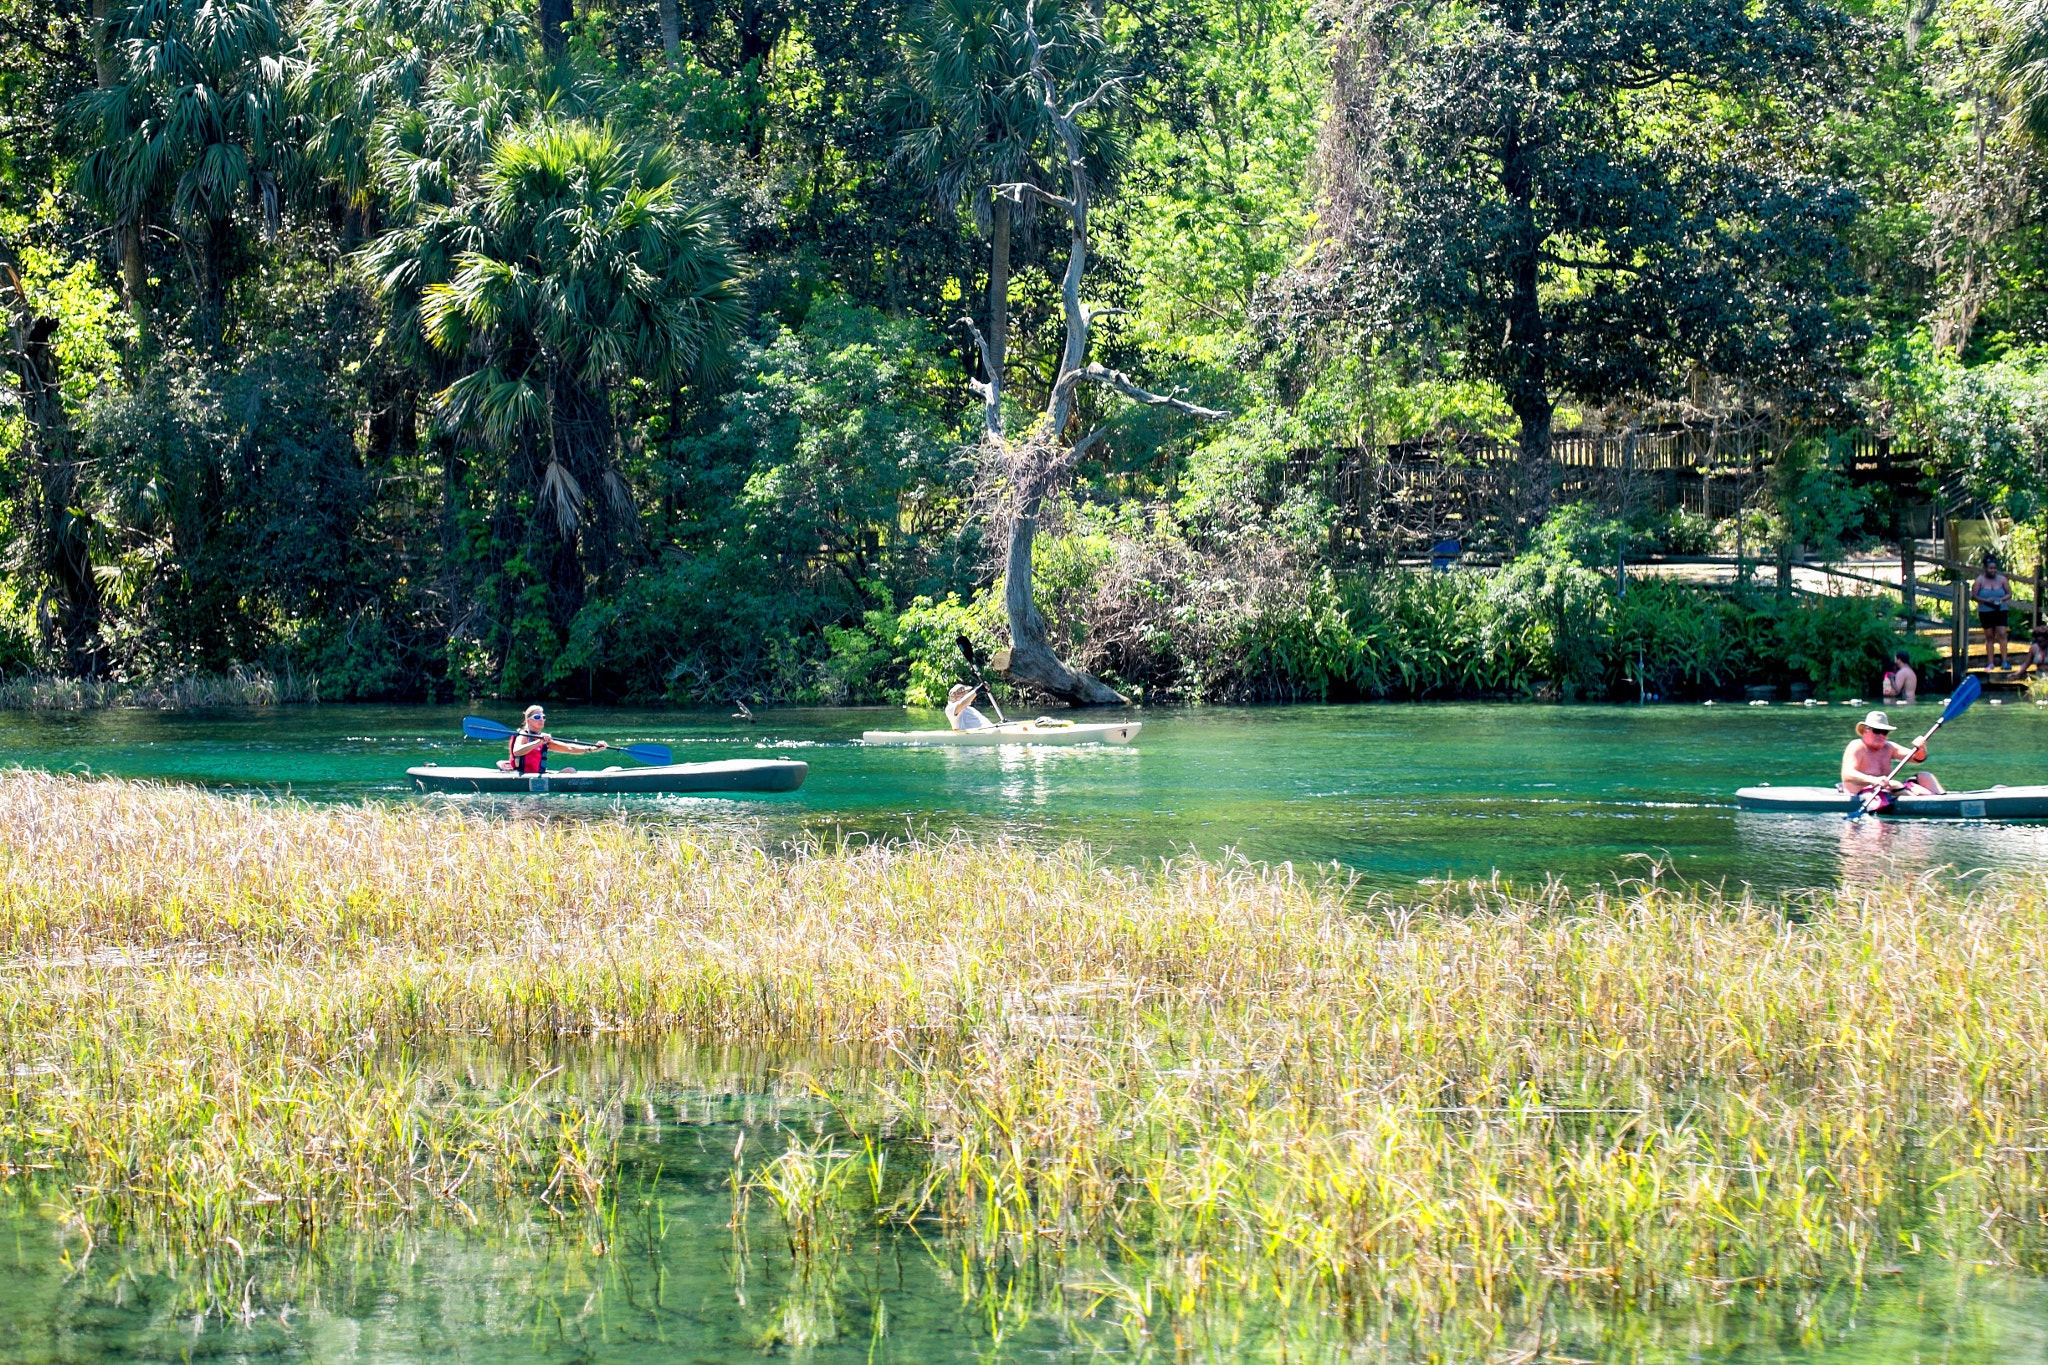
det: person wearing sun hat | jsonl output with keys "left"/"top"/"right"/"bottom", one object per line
{"left": 1840, "top": 709, "right": 1943, "bottom": 798}
{"left": 945, "top": 682, "right": 994, "bottom": 731}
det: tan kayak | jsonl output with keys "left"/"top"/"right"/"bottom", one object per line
{"left": 862, "top": 719, "right": 1141, "bottom": 747}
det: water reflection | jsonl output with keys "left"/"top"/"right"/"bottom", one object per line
{"left": 8, "top": 700, "right": 2048, "bottom": 893}
{"left": 1736, "top": 811, "right": 2048, "bottom": 892}
{"left": 4, "top": 1044, "right": 2047, "bottom": 1364}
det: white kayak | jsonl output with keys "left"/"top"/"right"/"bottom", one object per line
{"left": 1735, "top": 785, "right": 2048, "bottom": 819}
{"left": 862, "top": 719, "right": 1141, "bottom": 747}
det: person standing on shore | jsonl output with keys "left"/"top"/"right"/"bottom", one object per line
{"left": 1973, "top": 554, "right": 2014, "bottom": 671}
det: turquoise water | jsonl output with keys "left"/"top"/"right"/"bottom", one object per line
{"left": 4, "top": 699, "right": 2048, "bottom": 892}
{"left": 6, "top": 708, "right": 2048, "bottom": 1361}
{"left": 3, "top": 1052, "right": 2046, "bottom": 1365}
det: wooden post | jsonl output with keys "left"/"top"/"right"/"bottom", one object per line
{"left": 1777, "top": 543, "right": 1791, "bottom": 598}
{"left": 1901, "top": 536, "right": 1916, "bottom": 625}
{"left": 2035, "top": 554, "right": 2043, "bottom": 631}
{"left": 1953, "top": 576, "right": 1969, "bottom": 682}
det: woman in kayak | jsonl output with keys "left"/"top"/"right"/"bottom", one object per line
{"left": 1841, "top": 710, "right": 1943, "bottom": 797}
{"left": 502, "top": 705, "right": 609, "bottom": 773}
{"left": 945, "top": 683, "right": 995, "bottom": 731}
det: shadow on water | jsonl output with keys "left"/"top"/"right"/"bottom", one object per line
{"left": 2, "top": 1040, "right": 2045, "bottom": 1365}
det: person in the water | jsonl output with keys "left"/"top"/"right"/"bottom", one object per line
{"left": 1840, "top": 710, "right": 1943, "bottom": 797}
{"left": 1882, "top": 651, "right": 1917, "bottom": 704}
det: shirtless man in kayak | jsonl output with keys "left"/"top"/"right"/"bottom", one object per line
{"left": 1841, "top": 709, "right": 1943, "bottom": 796}
{"left": 501, "top": 705, "right": 609, "bottom": 773}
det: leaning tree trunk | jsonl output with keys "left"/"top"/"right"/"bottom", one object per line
{"left": 981, "top": 8, "right": 1227, "bottom": 707}
{"left": 1001, "top": 444, "right": 1125, "bottom": 705}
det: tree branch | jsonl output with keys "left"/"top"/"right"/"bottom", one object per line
{"left": 1079, "top": 363, "right": 1232, "bottom": 420}
{"left": 1537, "top": 251, "right": 1645, "bottom": 274}
{"left": 958, "top": 314, "right": 996, "bottom": 380}
{"left": 991, "top": 180, "right": 1074, "bottom": 215}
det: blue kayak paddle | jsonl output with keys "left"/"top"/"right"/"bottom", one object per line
{"left": 1847, "top": 674, "right": 1981, "bottom": 820}
{"left": 462, "top": 715, "right": 672, "bottom": 767}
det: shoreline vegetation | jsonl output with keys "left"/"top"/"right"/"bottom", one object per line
{"left": 0, "top": 557, "right": 1917, "bottom": 712}
{"left": 2, "top": 774, "right": 2044, "bottom": 1348}
{"left": 0, "top": 665, "right": 321, "bottom": 712}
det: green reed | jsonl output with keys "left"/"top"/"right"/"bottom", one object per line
{"left": 0, "top": 770, "right": 2044, "bottom": 1347}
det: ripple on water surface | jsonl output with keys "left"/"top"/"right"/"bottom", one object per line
{"left": 4, "top": 700, "right": 2048, "bottom": 892}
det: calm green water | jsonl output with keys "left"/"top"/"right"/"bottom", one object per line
{"left": 2, "top": 1052, "right": 2046, "bottom": 1365}
{"left": 5, "top": 699, "right": 2048, "bottom": 892}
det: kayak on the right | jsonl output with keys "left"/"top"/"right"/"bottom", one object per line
{"left": 1735, "top": 785, "right": 2048, "bottom": 819}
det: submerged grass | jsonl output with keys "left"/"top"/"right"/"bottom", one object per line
{"left": 1, "top": 770, "right": 2045, "bottom": 1348}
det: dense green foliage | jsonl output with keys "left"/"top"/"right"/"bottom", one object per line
{"left": 0, "top": 0, "right": 2028, "bottom": 703}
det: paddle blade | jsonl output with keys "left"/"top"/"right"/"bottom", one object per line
{"left": 1942, "top": 674, "right": 1983, "bottom": 721}
{"left": 956, "top": 634, "right": 984, "bottom": 669}
{"left": 462, "top": 715, "right": 516, "bottom": 741}
{"left": 620, "top": 743, "right": 672, "bottom": 766}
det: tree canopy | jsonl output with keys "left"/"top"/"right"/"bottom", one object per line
{"left": 0, "top": 0, "right": 2041, "bottom": 702}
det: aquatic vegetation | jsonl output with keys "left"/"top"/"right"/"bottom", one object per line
{"left": 0, "top": 772, "right": 2044, "bottom": 1349}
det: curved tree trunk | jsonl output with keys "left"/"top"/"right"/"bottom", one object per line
{"left": 980, "top": 7, "right": 1224, "bottom": 708}
{"left": 1001, "top": 472, "right": 1124, "bottom": 705}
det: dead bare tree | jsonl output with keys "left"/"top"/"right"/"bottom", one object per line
{"left": 969, "top": 6, "right": 1228, "bottom": 706}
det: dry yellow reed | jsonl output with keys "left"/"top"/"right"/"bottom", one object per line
{"left": 0, "top": 769, "right": 2043, "bottom": 1339}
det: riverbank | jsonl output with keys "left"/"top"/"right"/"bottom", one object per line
{"left": 0, "top": 665, "right": 320, "bottom": 711}
{"left": 2, "top": 773, "right": 2044, "bottom": 1349}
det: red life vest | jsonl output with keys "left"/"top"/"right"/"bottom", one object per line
{"left": 509, "top": 730, "right": 548, "bottom": 774}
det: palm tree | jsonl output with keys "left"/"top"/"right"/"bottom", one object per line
{"left": 895, "top": 0, "right": 1116, "bottom": 435}
{"left": 298, "top": 0, "right": 527, "bottom": 244}
{"left": 2003, "top": 0, "right": 2048, "bottom": 141}
{"left": 362, "top": 118, "right": 744, "bottom": 658}
{"left": 72, "top": 0, "right": 303, "bottom": 347}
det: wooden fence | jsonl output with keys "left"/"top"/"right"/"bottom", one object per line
{"left": 1324, "top": 425, "right": 1932, "bottom": 557}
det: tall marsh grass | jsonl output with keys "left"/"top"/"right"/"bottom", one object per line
{"left": 1, "top": 772, "right": 2044, "bottom": 1345}
{"left": 0, "top": 664, "right": 320, "bottom": 710}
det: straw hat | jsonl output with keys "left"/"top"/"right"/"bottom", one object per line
{"left": 948, "top": 683, "right": 976, "bottom": 702}
{"left": 1857, "top": 710, "right": 1896, "bottom": 734}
